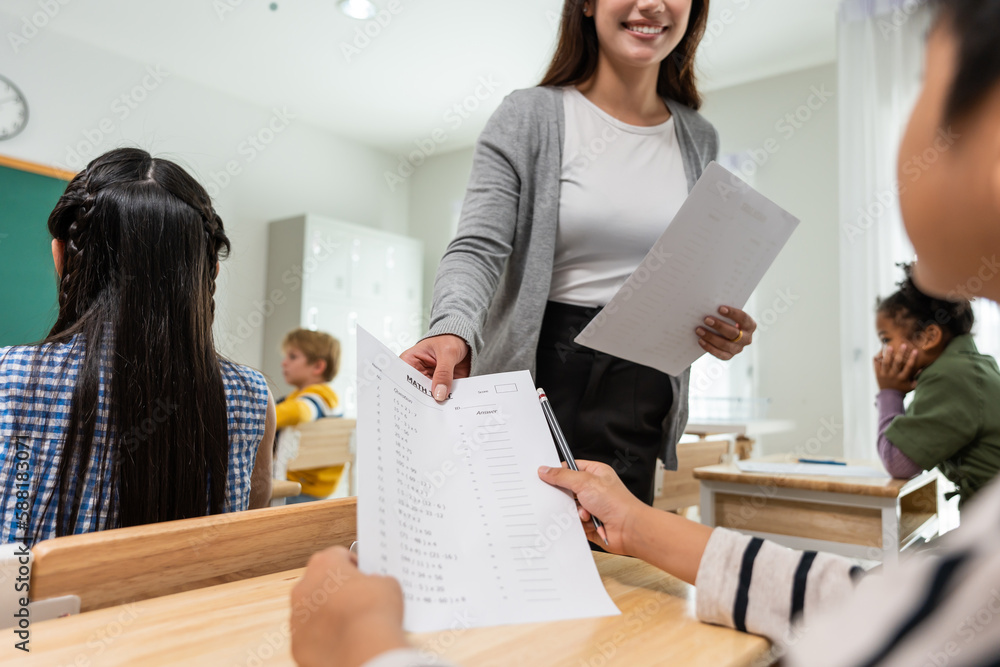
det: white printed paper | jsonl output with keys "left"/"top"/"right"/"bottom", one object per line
{"left": 575, "top": 162, "right": 800, "bottom": 375}
{"left": 356, "top": 327, "right": 619, "bottom": 632}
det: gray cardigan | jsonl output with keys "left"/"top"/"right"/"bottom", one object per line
{"left": 424, "top": 85, "right": 719, "bottom": 469}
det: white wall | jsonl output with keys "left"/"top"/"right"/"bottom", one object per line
{"left": 0, "top": 15, "right": 408, "bottom": 371}
{"left": 408, "top": 147, "right": 475, "bottom": 317}
{"left": 701, "top": 63, "right": 843, "bottom": 456}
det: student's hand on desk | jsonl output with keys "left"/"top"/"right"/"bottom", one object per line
{"left": 695, "top": 306, "right": 756, "bottom": 361}
{"left": 873, "top": 344, "right": 919, "bottom": 393}
{"left": 291, "top": 546, "right": 409, "bottom": 667}
{"left": 400, "top": 334, "right": 472, "bottom": 402}
{"left": 538, "top": 461, "right": 648, "bottom": 556}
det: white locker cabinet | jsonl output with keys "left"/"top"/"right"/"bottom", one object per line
{"left": 262, "top": 215, "right": 424, "bottom": 417}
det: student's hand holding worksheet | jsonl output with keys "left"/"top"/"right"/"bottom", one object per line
{"left": 291, "top": 547, "right": 408, "bottom": 667}
{"left": 538, "top": 460, "right": 715, "bottom": 586}
{"left": 357, "top": 327, "right": 619, "bottom": 633}
{"left": 536, "top": 461, "right": 646, "bottom": 555}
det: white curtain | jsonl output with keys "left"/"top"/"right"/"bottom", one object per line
{"left": 838, "top": 0, "right": 1000, "bottom": 458}
{"left": 838, "top": 0, "right": 931, "bottom": 459}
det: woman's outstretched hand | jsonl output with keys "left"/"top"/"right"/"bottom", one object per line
{"left": 400, "top": 334, "right": 472, "bottom": 402}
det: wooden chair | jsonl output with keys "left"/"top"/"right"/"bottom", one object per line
{"left": 29, "top": 496, "right": 356, "bottom": 613}
{"left": 270, "top": 478, "right": 302, "bottom": 502}
{"left": 654, "top": 440, "right": 733, "bottom": 512}
{"left": 284, "top": 418, "right": 357, "bottom": 496}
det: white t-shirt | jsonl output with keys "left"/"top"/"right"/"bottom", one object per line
{"left": 548, "top": 86, "right": 689, "bottom": 308}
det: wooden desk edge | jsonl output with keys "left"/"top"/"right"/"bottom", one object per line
{"left": 693, "top": 465, "right": 937, "bottom": 499}
{"left": 7, "top": 552, "right": 771, "bottom": 667}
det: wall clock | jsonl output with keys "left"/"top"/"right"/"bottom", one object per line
{"left": 0, "top": 75, "right": 28, "bottom": 140}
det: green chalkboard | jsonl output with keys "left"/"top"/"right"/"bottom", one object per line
{"left": 0, "top": 162, "right": 67, "bottom": 347}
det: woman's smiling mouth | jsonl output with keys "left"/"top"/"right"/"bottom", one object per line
{"left": 623, "top": 21, "right": 668, "bottom": 37}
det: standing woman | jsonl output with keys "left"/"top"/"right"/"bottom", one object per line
{"left": 401, "top": 0, "right": 755, "bottom": 504}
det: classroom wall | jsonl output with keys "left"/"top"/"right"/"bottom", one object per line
{"left": 408, "top": 64, "right": 844, "bottom": 457}
{"left": 5, "top": 17, "right": 841, "bottom": 452}
{"left": 0, "top": 15, "right": 408, "bottom": 371}
{"left": 701, "top": 63, "right": 843, "bottom": 457}
{"left": 408, "top": 147, "right": 476, "bottom": 317}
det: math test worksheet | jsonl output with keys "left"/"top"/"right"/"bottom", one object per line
{"left": 356, "top": 327, "right": 619, "bottom": 632}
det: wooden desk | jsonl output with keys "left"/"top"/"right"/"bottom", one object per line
{"left": 695, "top": 454, "right": 941, "bottom": 566}
{"left": 2, "top": 554, "right": 770, "bottom": 666}
{"left": 684, "top": 420, "right": 796, "bottom": 437}
{"left": 655, "top": 421, "right": 796, "bottom": 512}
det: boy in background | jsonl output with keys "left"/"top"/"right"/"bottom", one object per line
{"left": 277, "top": 329, "right": 343, "bottom": 502}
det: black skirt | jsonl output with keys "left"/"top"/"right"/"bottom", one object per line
{"left": 534, "top": 300, "right": 674, "bottom": 505}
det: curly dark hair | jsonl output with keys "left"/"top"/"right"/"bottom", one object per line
{"left": 877, "top": 263, "right": 974, "bottom": 339}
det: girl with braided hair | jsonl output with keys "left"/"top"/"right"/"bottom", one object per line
{"left": 0, "top": 147, "right": 274, "bottom": 546}
{"left": 873, "top": 263, "right": 1000, "bottom": 505}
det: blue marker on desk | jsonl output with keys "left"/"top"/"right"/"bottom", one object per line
{"left": 798, "top": 458, "right": 847, "bottom": 466}
{"left": 537, "top": 388, "right": 608, "bottom": 546}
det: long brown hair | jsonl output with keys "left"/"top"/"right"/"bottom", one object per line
{"left": 540, "top": 0, "right": 710, "bottom": 110}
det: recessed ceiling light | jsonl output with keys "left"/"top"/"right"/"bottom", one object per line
{"left": 338, "top": 0, "right": 376, "bottom": 20}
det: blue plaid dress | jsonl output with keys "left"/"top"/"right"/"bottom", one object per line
{"left": 0, "top": 336, "right": 269, "bottom": 546}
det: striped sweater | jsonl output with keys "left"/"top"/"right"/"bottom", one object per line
{"left": 363, "top": 474, "right": 1000, "bottom": 667}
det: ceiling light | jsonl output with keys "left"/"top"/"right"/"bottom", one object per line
{"left": 338, "top": 0, "right": 376, "bottom": 20}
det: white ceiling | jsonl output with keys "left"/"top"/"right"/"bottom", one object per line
{"left": 3, "top": 0, "right": 841, "bottom": 154}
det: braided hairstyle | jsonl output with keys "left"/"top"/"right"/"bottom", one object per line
{"left": 877, "top": 263, "right": 975, "bottom": 342}
{"left": 36, "top": 147, "right": 235, "bottom": 538}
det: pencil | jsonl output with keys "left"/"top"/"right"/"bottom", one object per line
{"left": 537, "top": 388, "right": 608, "bottom": 546}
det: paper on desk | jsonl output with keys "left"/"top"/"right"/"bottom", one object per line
{"left": 574, "top": 162, "right": 800, "bottom": 375}
{"left": 355, "top": 327, "right": 620, "bottom": 633}
{"left": 735, "top": 461, "right": 890, "bottom": 478}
